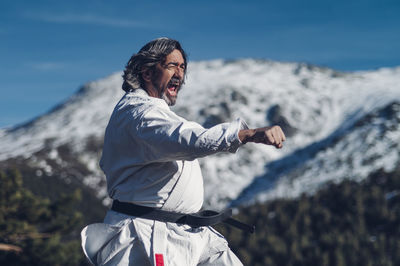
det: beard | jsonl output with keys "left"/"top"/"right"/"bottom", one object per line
{"left": 161, "top": 92, "right": 176, "bottom": 106}
{"left": 151, "top": 75, "right": 182, "bottom": 106}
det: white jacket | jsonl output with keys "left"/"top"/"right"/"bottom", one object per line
{"left": 81, "top": 89, "right": 247, "bottom": 265}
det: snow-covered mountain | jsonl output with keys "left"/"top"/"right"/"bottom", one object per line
{"left": 1, "top": 59, "right": 399, "bottom": 209}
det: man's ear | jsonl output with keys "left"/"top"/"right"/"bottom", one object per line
{"left": 142, "top": 68, "right": 153, "bottom": 82}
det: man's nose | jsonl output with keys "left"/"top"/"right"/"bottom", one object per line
{"left": 175, "top": 67, "right": 184, "bottom": 80}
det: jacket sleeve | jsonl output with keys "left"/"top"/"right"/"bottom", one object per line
{"left": 129, "top": 105, "right": 248, "bottom": 162}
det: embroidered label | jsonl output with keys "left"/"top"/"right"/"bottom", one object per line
{"left": 155, "top": 253, "right": 164, "bottom": 266}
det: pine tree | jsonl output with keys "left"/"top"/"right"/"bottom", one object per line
{"left": 0, "top": 169, "right": 87, "bottom": 265}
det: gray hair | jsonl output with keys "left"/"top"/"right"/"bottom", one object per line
{"left": 122, "top": 37, "right": 188, "bottom": 92}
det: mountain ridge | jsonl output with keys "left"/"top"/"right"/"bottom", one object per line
{"left": 1, "top": 59, "right": 399, "bottom": 208}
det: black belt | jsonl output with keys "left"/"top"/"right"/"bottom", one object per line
{"left": 111, "top": 200, "right": 255, "bottom": 233}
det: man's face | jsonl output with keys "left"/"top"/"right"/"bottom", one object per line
{"left": 151, "top": 49, "right": 185, "bottom": 106}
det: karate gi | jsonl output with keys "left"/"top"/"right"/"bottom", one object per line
{"left": 81, "top": 88, "right": 248, "bottom": 265}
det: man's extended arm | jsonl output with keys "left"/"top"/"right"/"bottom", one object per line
{"left": 239, "top": 126, "right": 286, "bottom": 149}
{"left": 128, "top": 105, "right": 247, "bottom": 162}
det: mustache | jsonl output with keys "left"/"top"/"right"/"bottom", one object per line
{"left": 168, "top": 77, "right": 183, "bottom": 86}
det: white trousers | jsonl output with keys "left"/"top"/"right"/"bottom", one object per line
{"left": 81, "top": 210, "right": 243, "bottom": 266}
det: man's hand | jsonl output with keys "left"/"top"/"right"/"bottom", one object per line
{"left": 239, "top": 126, "right": 286, "bottom": 148}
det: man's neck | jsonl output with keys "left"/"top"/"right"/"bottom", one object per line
{"left": 143, "top": 83, "right": 159, "bottom": 98}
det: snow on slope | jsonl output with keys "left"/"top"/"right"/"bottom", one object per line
{"left": 231, "top": 101, "right": 400, "bottom": 207}
{"left": 0, "top": 59, "right": 399, "bottom": 209}
{"left": 178, "top": 60, "right": 400, "bottom": 208}
{"left": 0, "top": 72, "right": 124, "bottom": 160}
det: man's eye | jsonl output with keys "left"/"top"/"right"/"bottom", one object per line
{"left": 165, "top": 63, "right": 185, "bottom": 72}
{"left": 167, "top": 64, "right": 177, "bottom": 69}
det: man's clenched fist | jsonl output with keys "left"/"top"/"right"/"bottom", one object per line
{"left": 239, "top": 126, "right": 286, "bottom": 148}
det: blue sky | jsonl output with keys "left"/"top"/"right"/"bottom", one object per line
{"left": 1, "top": 0, "right": 399, "bottom": 128}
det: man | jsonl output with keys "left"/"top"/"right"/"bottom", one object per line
{"left": 81, "top": 37, "right": 285, "bottom": 265}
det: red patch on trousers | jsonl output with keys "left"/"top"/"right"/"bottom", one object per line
{"left": 155, "top": 253, "right": 164, "bottom": 266}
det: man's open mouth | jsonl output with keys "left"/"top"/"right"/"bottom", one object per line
{"left": 167, "top": 79, "right": 181, "bottom": 96}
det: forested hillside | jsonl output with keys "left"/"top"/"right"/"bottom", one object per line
{"left": 218, "top": 166, "right": 400, "bottom": 266}
{"left": 2, "top": 166, "right": 400, "bottom": 265}
{"left": 0, "top": 170, "right": 89, "bottom": 265}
